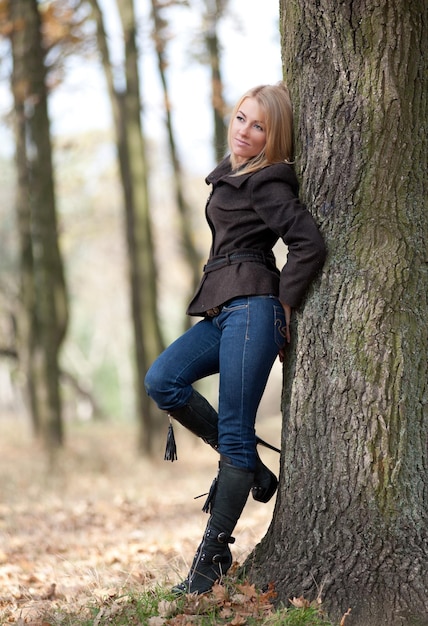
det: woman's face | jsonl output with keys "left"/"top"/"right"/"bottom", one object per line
{"left": 230, "top": 97, "right": 267, "bottom": 165}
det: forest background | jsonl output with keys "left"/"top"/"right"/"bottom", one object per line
{"left": 0, "top": 0, "right": 283, "bottom": 440}
{"left": 0, "top": 1, "right": 287, "bottom": 624}
{"left": 2, "top": 2, "right": 426, "bottom": 625}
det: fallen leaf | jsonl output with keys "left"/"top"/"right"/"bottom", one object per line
{"left": 230, "top": 593, "right": 247, "bottom": 606}
{"left": 148, "top": 617, "right": 165, "bottom": 626}
{"left": 236, "top": 581, "right": 257, "bottom": 599}
{"left": 289, "top": 595, "right": 310, "bottom": 608}
{"left": 158, "top": 598, "right": 178, "bottom": 618}
{"left": 228, "top": 614, "right": 247, "bottom": 625}
{"left": 259, "top": 581, "right": 277, "bottom": 602}
{"left": 93, "top": 587, "right": 118, "bottom": 600}
{"left": 220, "top": 606, "right": 234, "bottom": 618}
{"left": 211, "top": 582, "right": 229, "bottom": 602}
{"left": 41, "top": 583, "right": 57, "bottom": 600}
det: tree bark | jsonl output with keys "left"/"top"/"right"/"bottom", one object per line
{"left": 246, "top": 2, "right": 428, "bottom": 625}
{"left": 10, "top": 0, "right": 68, "bottom": 449}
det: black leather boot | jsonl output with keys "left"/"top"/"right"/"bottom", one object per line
{"left": 169, "top": 390, "right": 279, "bottom": 503}
{"left": 172, "top": 459, "right": 254, "bottom": 595}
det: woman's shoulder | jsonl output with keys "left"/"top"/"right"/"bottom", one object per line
{"left": 253, "top": 161, "right": 296, "bottom": 181}
{"left": 251, "top": 162, "right": 299, "bottom": 191}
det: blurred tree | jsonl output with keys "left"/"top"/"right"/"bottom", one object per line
{"left": 9, "top": 0, "right": 69, "bottom": 448}
{"left": 150, "top": 0, "right": 202, "bottom": 313}
{"left": 88, "top": 0, "right": 164, "bottom": 454}
{"left": 0, "top": 0, "right": 116, "bottom": 426}
{"left": 203, "top": 0, "right": 227, "bottom": 163}
{"left": 247, "top": 2, "right": 428, "bottom": 625}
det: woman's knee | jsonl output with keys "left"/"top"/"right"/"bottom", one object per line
{"left": 144, "top": 363, "right": 157, "bottom": 398}
{"left": 144, "top": 359, "right": 189, "bottom": 410}
{"left": 144, "top": 358, "right": 169, "bottom": 401}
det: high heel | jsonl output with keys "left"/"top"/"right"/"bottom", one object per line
{"left": 251, "top": 437, "right": 280, "bottom": 503}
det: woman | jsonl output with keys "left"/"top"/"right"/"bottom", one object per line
{"left": 145, "top": 82, "right": 326, "bottom": 595}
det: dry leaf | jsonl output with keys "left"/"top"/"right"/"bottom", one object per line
{"left": 236, "top": 581, "right": 257, "bottom": 599}
{"left": 168, "top": 616, "right": 197, "bottom": 626}
{"left": 158, "top": 598, "right": 178, "bottom": 618}
{"left": 41, "top": 583, "right": 57, "bottom": 600}
{"left": 220, "top": 606, "right": 234, "bottom": 618}
{"left": 289, "top": 595, "right": 311, "bottom": 608}
{"left": 258, "top": 581, "right": 277, "bottom": 603}
{"left": 148, "top": 617, "right": 165, "bottom": 626}
{"left": 93, "top": 587, "right": 118, "bottom": 600}
{"left": 230, "top": 593, "right": 247, "bottom": 606}
{"left": 229, "top": 614, "right": 247, "bottom": 625}
{"left": 211, "top": 582, "right": 229, "bottom": 602}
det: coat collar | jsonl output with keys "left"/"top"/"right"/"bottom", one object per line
{"left": 205, "top": 156, "right": 253, "bottom": 188}
{"left": 206, "top": 157, "right": 298, "bottom": 191}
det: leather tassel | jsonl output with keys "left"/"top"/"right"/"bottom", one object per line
{"left": 164, "top": 418, "right": 178, "bottom": 462}
{"left": 201, "top": 476, "right": 218, "bottom": 514}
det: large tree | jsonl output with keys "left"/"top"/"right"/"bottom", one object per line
{"left": 247, "top": 2, "right": 428, "bottom": 625}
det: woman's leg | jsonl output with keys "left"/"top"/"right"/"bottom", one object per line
{"left": 216, "top": 296, "right": 286, "bottom": 470}
{"left": 164, "top": 297, "right": 285, "bottom": 595}
{"left": 144, "top": 318, "right": 221, "bottom": 411}
{"left": 171, "top": 458, "right": 254, "bottom": 595}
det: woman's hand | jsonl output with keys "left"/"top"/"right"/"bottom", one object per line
{"left": 279, "top": 302, "right": 292, "bottom": 363}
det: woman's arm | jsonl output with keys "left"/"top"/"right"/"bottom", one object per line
{"left": 279, "top": 302, "right": 292, "bottom": 362}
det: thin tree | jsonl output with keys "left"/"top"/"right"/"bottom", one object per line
{"left": 9, "top": 0, "right": 69, "bottom": 449}
{"left": 203, "top": 0, "right": 227, "bottom": 163}
{"left": 246, "top": 2, "right": 428, "bottom": 625}
{"left": 88, "top": 0, "right": 164, "bottom": 454}
{"left": 150, "top": 0, "right": 202, "bottom": 307}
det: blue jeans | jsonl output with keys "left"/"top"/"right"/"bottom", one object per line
{"left": 145, "top": 295, "right": 286, "bottom": 470}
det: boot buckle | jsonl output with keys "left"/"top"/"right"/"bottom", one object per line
{"left": 212, "top": 553, "right": 231, "bottom": 564}
{"left": 217, "top": 531, "right": 235, "bottom": 545}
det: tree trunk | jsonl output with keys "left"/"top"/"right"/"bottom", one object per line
{"left": 10, "top": 0, "right": 68, "bottom": 450}
{"left": 246, "top": 2, "right": 428, "bottom": 625}
{"left": 150, "top": 0, "right": 202, "bottom": 319}
{"left": 204, "top": 0, "right": 228, "bottom": 163}
{"left": 118, "top": 0, "right": 164, "bottom": 454}
{"left": 89, "top": 0, "right": 164, "bottom": 454}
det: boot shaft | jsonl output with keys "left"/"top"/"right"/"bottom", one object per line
{"left": 172, "top": 459, "right": 254, "bottom": 595}
{"left": 169, "top": 390, "right": 218, "bottom": 448}
{"left": 167, "top": 390, "right": 278, "bottom": 504}
{"left": 209, "top": 458, "right": 254, "bottom": 535}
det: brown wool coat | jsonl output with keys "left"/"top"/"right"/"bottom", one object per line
{"left": 187, "top": 156, "right": 327, "bottom": 316}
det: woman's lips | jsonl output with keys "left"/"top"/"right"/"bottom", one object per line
{"left": 234, "top": 137, "right": 249, "bottom": 147}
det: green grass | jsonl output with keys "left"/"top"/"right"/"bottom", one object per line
{"left": 41, "top": 580, "right": 338, "bottom": 625}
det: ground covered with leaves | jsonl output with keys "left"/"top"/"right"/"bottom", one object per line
{"left": 1, "top": 414, "right": 302, "bottom": 625}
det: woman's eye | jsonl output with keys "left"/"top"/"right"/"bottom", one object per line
{"left": 236, "top": 114, "right": 245, "bottom": 122}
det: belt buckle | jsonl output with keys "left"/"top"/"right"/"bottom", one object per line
{"left": 206, "top": 306, "right": 221, "bottom": 317}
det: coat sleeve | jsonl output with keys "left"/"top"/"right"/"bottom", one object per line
{"left": 250, "top": 164, "right": 327, "bottom": 308}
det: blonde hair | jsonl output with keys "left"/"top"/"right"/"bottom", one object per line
{"left": 227, "top": 82, "right": 294, "bottom": 175}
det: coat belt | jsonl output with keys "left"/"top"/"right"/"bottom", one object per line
{"left": 203, "top": 250, "right": 276, "bottom": 274}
